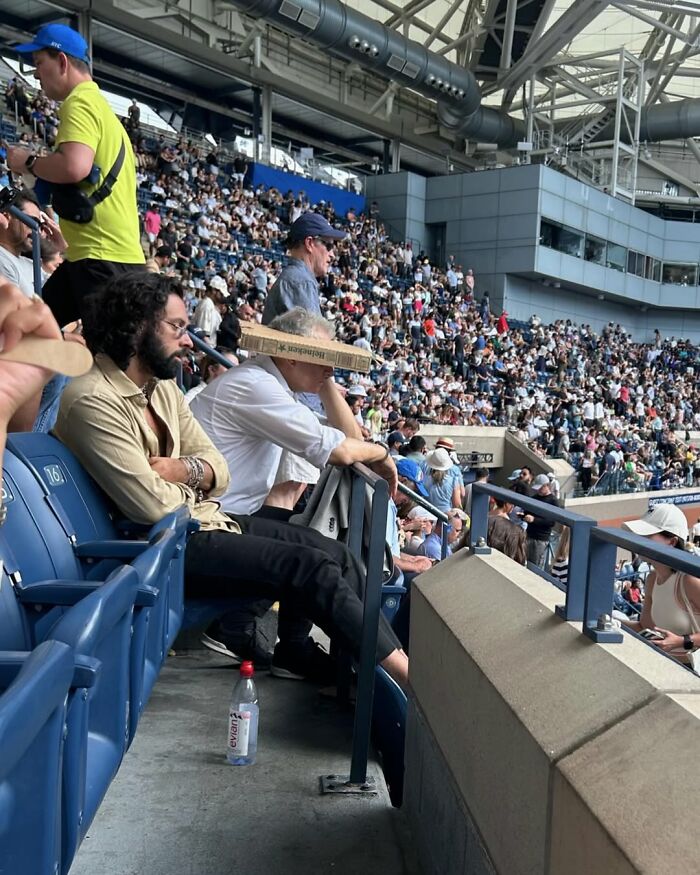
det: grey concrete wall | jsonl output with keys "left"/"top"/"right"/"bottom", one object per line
{"left": 364, "top": 172, "right": 427, "bottom": 251}
{"left": 405, "top": 549, "right": 700, "bottom": 875}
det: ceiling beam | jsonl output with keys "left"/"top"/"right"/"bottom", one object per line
{"left": 491, "top": 0, "right": 611, "bottom": 103}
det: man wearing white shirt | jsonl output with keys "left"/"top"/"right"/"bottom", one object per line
{"left": 191, "top": 307, "right": 396, "bottom": 516}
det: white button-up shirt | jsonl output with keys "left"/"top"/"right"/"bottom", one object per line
{"left": 191, "top": 355, "right": 345, "bottom": 515}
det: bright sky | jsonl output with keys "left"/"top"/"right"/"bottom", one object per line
{"left": 1, "top": 55, "right": 175, "bottom": 131}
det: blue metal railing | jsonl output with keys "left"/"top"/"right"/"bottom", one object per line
{"left": 346, "top": 463, "right": 390, "bottom": 785}
{"left": 469, "top": 482, "right": 700, "bottom": 663}
{"left": 470, "top": 482, "right": 596, "bottom": 622}
{"left": 397, "top": 482, "right": 451, "bottom": 560}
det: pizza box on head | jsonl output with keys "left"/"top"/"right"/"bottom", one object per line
{"left": 240, "top": 323, "right": 372, "bottom": 374}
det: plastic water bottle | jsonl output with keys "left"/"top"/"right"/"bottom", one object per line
{"left": 226, "top": 660, "right": 259, "bottom": 765}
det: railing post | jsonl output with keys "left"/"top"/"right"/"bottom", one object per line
{"left": 583, "top": 534, "right": 623, "bottom": 642}
{"left": 347, "top": 474, "right": 365, "bottom": 557}
{"left": 348, "top": 479, "right": 388, "bottom": 785}
{"left": 469, "top": 485, "right": 491, "bottom": 554}
{"left": 555, "top": 520, "right": 595, "bottom": 621}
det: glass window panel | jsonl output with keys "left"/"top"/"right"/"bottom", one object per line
{"left": 584, "top": 235, "right": 606, "bottom": 265}
{"left": 652, "top": 259, "right": 661, "bottom": 282}
{"left": 557, "top": 226, "right": 583, "bottom": 258}
{"left": 662, "top": 263, "right": 698, "bottom": 285}
{"left": 539, "top": 219, "right": 557, "bottom": 249}
{"left": 607, "top": 242, "right": 626, "bottom": 272}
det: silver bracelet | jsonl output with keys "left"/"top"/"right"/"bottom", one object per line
{"left": 183, "top": 456, "right": 205, "bottom": 489}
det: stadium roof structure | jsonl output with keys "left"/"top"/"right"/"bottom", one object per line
{"left": 2, "top": 0, "right": 700, "bottom": 188}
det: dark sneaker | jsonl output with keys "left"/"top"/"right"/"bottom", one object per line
{"left": 270, "top": 639, "right": 337, "bottom": 684}
{"left": 201, "top": 621, "right": 273, "bottom": 670}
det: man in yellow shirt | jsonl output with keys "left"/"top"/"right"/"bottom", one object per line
{"left": 9, "top": 24, "right": 144, "bottom": 327}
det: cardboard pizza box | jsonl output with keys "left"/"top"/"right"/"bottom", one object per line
{"left": 239, "top": 322, "right": 372, "bottom": 373}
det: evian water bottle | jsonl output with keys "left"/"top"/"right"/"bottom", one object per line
{"left": 227, "top": 660, "right": 259, "bottom": 765}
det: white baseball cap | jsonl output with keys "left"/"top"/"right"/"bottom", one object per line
{"left": 531, "top": 474, "right": 550, "bottom": 489}
{"left": 622, "top": 504, "right": 688, "bottom": 541}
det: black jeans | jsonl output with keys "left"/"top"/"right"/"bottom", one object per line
{"left": 184, "top": 515, "right": 400, "bottom": 662}
{"left": 42, "top": 258, "right": 146, "bottom": 326}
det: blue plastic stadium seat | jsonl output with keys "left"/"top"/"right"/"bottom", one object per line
{"left": 5, "top": 433, "right": 194, "bottom": 650}
{"left": 0, "top": 641, "right": 74, "bottom": 875}
{"left": 371, "top": 665, "right": 407, "bottom": 807}
{"left": 0, "top": 448, "right": 179, "bottom": 740}
{"left": 0, "top": 561, "right": 140, "bottom": 874}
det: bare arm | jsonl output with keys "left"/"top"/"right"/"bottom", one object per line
{"left": 318, "top": 378, "right": 362, "bottom": 439}
{"left": 8, "top": 143, "right": 95, "bottom": 184}
{"left": 328, "top": 439, "right": 398, "bottom": 498}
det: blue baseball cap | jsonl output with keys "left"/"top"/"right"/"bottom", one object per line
{"left": 396, "top": 458, "right": 429, "bottom": 497}
{"left": 15, "top": 24, "right": 91, "bottom": 65}
{"left": 287, "top": 212, "right": 347, "bottom": 244}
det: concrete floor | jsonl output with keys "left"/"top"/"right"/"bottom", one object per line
{"left": 71, "top": 650, "right": 415, "bottom": 875}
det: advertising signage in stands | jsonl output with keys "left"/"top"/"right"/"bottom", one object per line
{"left": 649, "top": 493, "right": 700, "bottom": 508}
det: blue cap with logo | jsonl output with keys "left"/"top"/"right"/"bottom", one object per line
{"left": 288, "top": 212, "right": 347, "bottom": 244}
{"left": 396, "top": 458, "right": 429, "bottom": 497}
{"left": 15, "top": 24, "right": 91, "bottom": 65}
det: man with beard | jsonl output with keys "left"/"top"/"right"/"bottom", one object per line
{"left": 0, "top": 189, "right": 66, "bottom": 298}
{"left": 54, "top": 271, "right": 409, "bottom": 687}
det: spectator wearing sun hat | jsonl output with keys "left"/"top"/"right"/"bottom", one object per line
{"left": 423, "top": 447, "right": 463, "bottom": 513}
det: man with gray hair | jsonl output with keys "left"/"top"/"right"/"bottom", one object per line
{"left": 191, "top": 307, "right": 396, "bottom": 516}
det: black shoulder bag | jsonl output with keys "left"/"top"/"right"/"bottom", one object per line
{"left": 52, "top": 140, "right": 126, "bottom": 224}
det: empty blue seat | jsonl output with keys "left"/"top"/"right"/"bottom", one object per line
{"left": 0, "top": 640, "right": 74, "bottom": 875}
{"left": 0, "top": 563, "right": 140, "bottom": 874}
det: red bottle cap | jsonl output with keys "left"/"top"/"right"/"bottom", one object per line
{"left": 240, "top": 660, "right": 254, "bottom": 678}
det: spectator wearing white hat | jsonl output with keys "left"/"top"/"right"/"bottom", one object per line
{"left": 423, "top": 447, "right": 462, "bottom": 513}
{"left": 191, "top": 275, "right": 229, "bottom": 346}
{"left": 623, "top": 504, "right": 700, "bottom": 670}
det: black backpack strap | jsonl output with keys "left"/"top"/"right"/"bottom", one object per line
{"left": 88, "top": 139, "right": 126, "bottom": 207}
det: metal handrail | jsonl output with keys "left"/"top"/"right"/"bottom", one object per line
{"left": 397, "top": 482, "right": 452, "bottom": 561}
{"left": 585, "top": 528, "right": 700, "bottom": 645}
{"left": 346, "top": 462, "right": 389, "bottom": 786}
{"left": 470, "top": 482, "right": 597, "bottom": 622}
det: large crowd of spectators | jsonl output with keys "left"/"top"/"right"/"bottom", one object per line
{"left": 5, "top": 76, "right": 700, "bottom": 499}
{"left": 119, "top": 132, "right": 700, "bottom": 498}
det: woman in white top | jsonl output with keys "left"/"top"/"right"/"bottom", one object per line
{"left": 624, "top": 504, "right": 700, "bottom": 670}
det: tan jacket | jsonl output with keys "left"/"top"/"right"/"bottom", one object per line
{"left": 54, "top": 353, "right": 239, "bottom": 533}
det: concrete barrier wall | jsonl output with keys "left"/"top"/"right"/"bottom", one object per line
{"left": 405, "top": 549, "right": 700, "bottom": 875}
{"left": 417, "top": 425, "right": 507, "bottom": 469}
{"left": 565, "top": 486, "right": 700, "bottom": 528}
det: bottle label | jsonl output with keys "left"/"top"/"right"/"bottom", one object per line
{"left": 228, "top": 709, "right": 251, "bottom": 757}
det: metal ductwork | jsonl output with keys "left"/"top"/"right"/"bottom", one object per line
{"left": 228, "top": 0, "right": 525, "bottom": 147}
{"left": 640, "top": 98, "right": 700, "bottom": 143}
{"left": 595, "top": 99, "right": 700, "bottom": 144}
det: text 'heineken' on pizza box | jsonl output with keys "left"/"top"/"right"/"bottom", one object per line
{"left": 239, "top": 323, "right": 372, "bottom": 373}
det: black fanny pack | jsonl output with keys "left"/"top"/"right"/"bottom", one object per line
{"left": 52, "top": 141, "right": 126, "bottom": 224}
